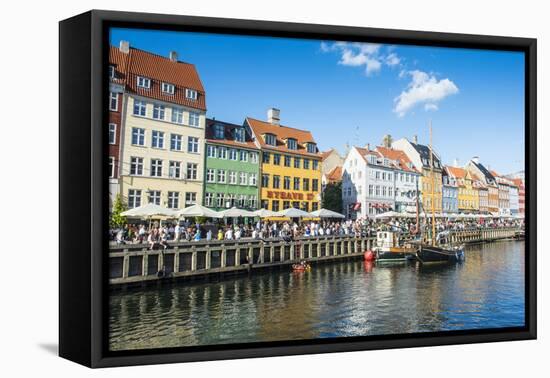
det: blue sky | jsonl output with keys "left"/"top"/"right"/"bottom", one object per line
{"left": 110, "top": 28, "right": 525, "bottom": 174}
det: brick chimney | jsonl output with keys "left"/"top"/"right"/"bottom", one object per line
{"left": 119, "top": 40, "right": 130, "bottom": 54}
{"left": 267, "top": 108, "right": 280, "bottom": 125}
{"left": 169, "top": 51, "right": 178, "bottom": 62}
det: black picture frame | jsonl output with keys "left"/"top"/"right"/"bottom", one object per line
{"left": 59, "top": 9, "right": 537, "bottom": 368}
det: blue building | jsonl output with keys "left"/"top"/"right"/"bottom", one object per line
{"left": 442, "top": 167, "right": 459, "bottom": 214}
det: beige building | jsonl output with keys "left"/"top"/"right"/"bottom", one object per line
{"left": 116, "top": 44, "right": 207, "bottom": 210}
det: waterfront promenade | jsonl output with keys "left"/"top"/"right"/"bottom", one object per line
{"left": 109, "top": 227, "right": 520, "bottom": 287}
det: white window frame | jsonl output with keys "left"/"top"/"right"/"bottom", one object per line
{"left": 218, "top": 146, "right": 227, "bottom": 159}
{"left": 167, "top": 192, "right": 179, "bottom": 209}
{"left": 108, "top": 157, "right": 115, "bottom": 178}
{"left": 128, "top": 189, "right": 142, "bottom": 209}
{"left": 217, "top": 169, "right": 226, "bottom": 183}
{"left": 131, "top": 127, "right": 145, "bottom": 146}
{"left": 229, "top": 171, "right": 237, "bottom": 185}
{"left": 150, "top": 159, "right": 163, "bottom": 177}
{"left": 109, "top": 92, "right": 118, "bottom": 111}
{"left": 229, "top": 149, "right": 238, "bottom": 161}
{"left": 265, "top": 134, "right": 276, "bottom": 146}
{"left": 287, "top": 138, "right": 297, "bottom": 150}
{"left": 109, "top": 65, "right": 115, "bottom": 79}
{"left": 148, "top": 190, "right": 161, "bottom": 205}
{"left": 161, "top": 82, "right": 175, "bottom": 94}
{"left": 130, "top": 157, "right": 143, "bottom": 176}
{"left": 240, "top": 172, "right": 248, "bottom": 185}
{"left": 186, "top": 163, "right": 198, "bottom": 180}
{"left": 240, "top": 150, "right": 248, "bottom": 162}
{"left": 207, "top": 145, "right": 217, "bottom": 158}
{"left": 187, "top": 136, "right": 199, "bottom": 153}
{"left": 249, "top": 173, "right": 257, "bottom": 186}
{"left": 171, "top": 107, "right": 184, "bottom": 124}
{"left": 189, "top": 112, "right": 200, "bottom": 127}
{"left": 168, "top": 161, "right": 181, "bottom": 179}
{"left": 185, "top": 88, "right": 198, "bottom": 100}
{"left": 185, "top": 192, "right": 197, "bottom": 206}
{"left": 133, "top": 100, "right": 147, "bottom": 117}
{"left": 108, "top": 123, "right": 117, "bottom": 145}
{"left": 170, "top": 134, "right": 183, "bottom": 151}
{"left": 206, "top": 169, "right": 216, "bottom": 183}
{"left": 250, "top": 152, "right": 258, "bottom": 164}
{"left": 137, "top": 76, "right": 151, "bottom": 89}
{"left": 151, "top": 130, "right": 164, "bottom": 149}
{"left": 205, "top": 192, "right": 214, "bottom": 207}
{"left": 152, "top": 104, "right": 165, "bottom": 120}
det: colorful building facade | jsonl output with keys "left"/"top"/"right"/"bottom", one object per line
{"left": 442, "top": 167, "right": 459, "bottom": 213}
{"left": 203, "top": 119, "right": 260, "bottom": 210}
{"left": 245, "top": 109, "right": 322, "bottom": 212}
{"left": 116, "top": 43, "right": 207, "bottom": 210}
{"left": 392, "top": 137, "right": 443, "bottom": 213}
{"left": 446, "top": 166, "right": 479, "bottom": 213}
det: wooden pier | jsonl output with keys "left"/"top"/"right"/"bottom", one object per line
{"left": 108, "top": 227, "right": 522, "bottom": 287}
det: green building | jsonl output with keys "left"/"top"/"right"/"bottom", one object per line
{"left": 203, "top": 119, "right": 260, "bottom": 210}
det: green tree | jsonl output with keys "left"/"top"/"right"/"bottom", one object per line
{"left": 322, "top": 181, "right": 343, "bottom": 213}
{"left": 110, "top": 194, "right": 127, "bottom": 228}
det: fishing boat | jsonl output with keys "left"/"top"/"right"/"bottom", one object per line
{"left": 415, "top": 122, "right": 465, "bottom": 264}
{"left": 373, "top": 229, "right": 417, "bottom": 263}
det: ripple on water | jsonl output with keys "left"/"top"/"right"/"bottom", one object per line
{"left": 109, "top": 240, "right": 525, "bottom": 351}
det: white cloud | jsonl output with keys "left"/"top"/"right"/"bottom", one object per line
{"left": 321, "top": 41, "right": 399, "bottom": 76}
{"left": 393, "top": 70, "right": 459, "bottom": 117}
{"left": 424, "top": 103, "right": 439, "bottom": 111}
{"left": 385, "top": 53, "right": 400, "bottom": 66}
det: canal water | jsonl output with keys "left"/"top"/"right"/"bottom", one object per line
{"left": 109, "top": 240, "right": 525, "bottom": 351}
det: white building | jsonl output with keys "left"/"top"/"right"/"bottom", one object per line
{"left": 342, "top": 144, "right": 419, "bottom": 219}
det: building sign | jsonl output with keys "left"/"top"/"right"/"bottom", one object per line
{"left": 266, "top": 190, "right": 315, "bottom": 201}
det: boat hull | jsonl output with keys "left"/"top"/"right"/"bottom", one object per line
{"left": 416, "top": 245, "right": 465, "bottom": 263}
{"left": 376, "top": 248, "right": 417, "bottom": 263}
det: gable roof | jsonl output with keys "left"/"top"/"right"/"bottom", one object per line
{"left": 446, "top": 166, "right": 469, "bottom": 179}
{"left": 410, "top": 141, "right": 442, "bottom": 169}
{"left": 205, "top": 119, "right": 258, "bottom": 150}
{"left": 109, "top": 45, "right": 206, "bottom": 111}
{"left": 471, "top": 160, "right": 496, "bottom": 183}
{"left": 326, "top": 166, "right": 343, "bottom": 182}
{"left": 245, "top": 117, "right": 320, "bottom": 158}
{"left": 375, "top": 146, "right": 419, "bottom": 173}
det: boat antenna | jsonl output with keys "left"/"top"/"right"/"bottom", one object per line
{"left": 429, "top": 120, "right": 436, "bottom": 246}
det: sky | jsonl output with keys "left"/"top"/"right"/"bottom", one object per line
{"left": 110, "top": 28, "right": 525, "bottom": 174}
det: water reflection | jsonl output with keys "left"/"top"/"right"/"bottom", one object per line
{"left": 109, "top": 241, "right": 525, "bottom": 351}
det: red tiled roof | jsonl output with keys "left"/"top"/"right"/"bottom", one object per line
{"left": 446, "top": 166, "right": 468, "bottom": 179}
{"left": 245, "top": 117, "right": 320, "bottom": 158}
{"left": 109, "top": 45, "right": 206, "bottom": 111}
{"left": 109, "top": 46, "right": 128, "bottom": 85}
{"left": 511, "top": 178, "right": 524, "bottom": 189}
{"left": 375, "top": 146, "right": 419, "bottom": 173}
{"left": 205, "top": 119, "right": 258, "bottom": 150}
{"left": 320, "top": 149, "right": 334, "bottom": 160}
{"left": 326, "top": 166, "right": 342, "bottom": 182}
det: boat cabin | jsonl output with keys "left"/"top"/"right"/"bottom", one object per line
{"left": 376, "top": 230, "right": 401, "bottom": 249}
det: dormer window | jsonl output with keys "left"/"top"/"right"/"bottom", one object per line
{"left": 383, "top": 158, "right": 389, "bottom": 166}
{"left": 264, "top": 133, "right": 276, "bottom": 146}
{"left": 214, "top": 124, "right": 225, "bottom": 139}
{"left": 306, "top": 143, "right": 316, "bottom": 154}
{"left": 287, "top": 138, "right": 297, "bottom": 150}
{"left": 108, "top": 65, "right": 115, "bottom": 79}
{"left": 234, "top": 127, "right": 245, "bottom": 142}
{"left": 369, "top": 155, "right": 376, "bottom": 164}
{"left": 185, "top": 88, "right": 198, "bottom": 100}
{"left": 137, "top": 76, "right": 151, "bottom": 89}
{"left": 162, "top": 82, "right": 175, "bottom": 94}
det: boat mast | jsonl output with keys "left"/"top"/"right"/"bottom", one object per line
{"left": 429, "top": 121, "right": 436, "bottom": 246}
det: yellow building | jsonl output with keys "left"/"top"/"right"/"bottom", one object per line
{"left": 447, "top": 166, "right": 479, "bottom": 213}
{"left": 117, "top": 46, "right": 207, "bottom": 210}
{"left": 391, "top": 137, "right": 443, "bottom": 213}
{"left": 245, "top": 109, "right": 322, "bottom": 212}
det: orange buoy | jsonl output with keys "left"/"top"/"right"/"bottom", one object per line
{"left": 364, "top": 250, "right": 376, "bottom": 262}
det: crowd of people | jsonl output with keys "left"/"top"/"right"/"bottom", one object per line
{"left": 110, "top": 216, "right": 524, "bottom": 247}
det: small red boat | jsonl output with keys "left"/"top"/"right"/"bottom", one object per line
{"left": 292, "top": 263, "right": 311, "bottom": 272}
